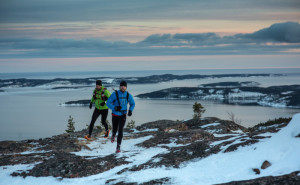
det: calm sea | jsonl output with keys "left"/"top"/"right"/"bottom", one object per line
{"left": 0, "top": 69, "right": 299, "bottom": 141}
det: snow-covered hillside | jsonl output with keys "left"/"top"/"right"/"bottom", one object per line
{"left": 1, "top": 114, "right": 300, "bottom": 185}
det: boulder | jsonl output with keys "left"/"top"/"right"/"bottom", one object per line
{"left": 261, "top": 160, "right": 272, "bottom": 169}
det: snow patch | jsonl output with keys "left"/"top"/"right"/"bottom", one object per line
{"left": 58, "top": 103, "right": 87, "bottom": 107}
{"left": 200, "top": 122, "right": 221, "bottom": 128}
{"left": 101, "top": 78, "right": 114, "bottom": 84}
{"left": 132, "top": 128, "right": 159, "bottom": 133}
{"left": 72, "top": 135, "right": 153, "bottom": 157}
{"left": 228, "top": 91, "right": 265, "bottom": 99}
{"left": 281, "top": 91, "right": 293, "bottom": 95}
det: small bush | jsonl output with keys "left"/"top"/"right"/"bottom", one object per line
{"left": 107, "top": 120, "right": 112, "bottom": 130}
{"left": 95, "top": 125, "right": 103, "bottom": 130}
{"left": 126, "top": 120, "right": 136, "bottom": 129}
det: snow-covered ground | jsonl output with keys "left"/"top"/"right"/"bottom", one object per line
{"left": 1, "top": 114, "right": 300, "bottom": 185}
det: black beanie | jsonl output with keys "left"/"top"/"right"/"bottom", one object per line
{"left": 120, "top": 81, "right": 127, "bottom": 87}
{"left": 96, "top": 80, "right": 102, "bottom": 86}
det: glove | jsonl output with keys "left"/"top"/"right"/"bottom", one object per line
{"left": 89, "top": 102, "right": 92, "bottom": 109}
{"left": 114, "top": 106, "right": 122, "bottom": 111}
{"left": 128, "top": 110, "right": 132, "bottom": 116}
{"left": 100, "top": 102, "right": 105, "bottom": 106}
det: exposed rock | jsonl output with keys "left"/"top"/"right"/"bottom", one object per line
{"left": 224, "top": 139, "right": 259, "bottom": 153}
{"left": 140, "top": 177, "right": 171, "bottom": 185}
{"left": 137, "top": 129, "right": 214, "bottom": 148}
{"left": 136, "top": 120, "right": 181, "bottom": 131}
{"left": 252, "top": 168, "right": 261, "bottom": 175}
{"left": 75, "top": 141, "right": 92, "bottom": 151}
{"left": 164, "top": 123, "right": 189, "bottom": 132}
{"left": 0, "top": 153, "right": 48, "bottom": 166}
{"left": 11, "top": 152, "right": 129, "bottom": 178}
{"left": 0, "top": 141, "right": 34, "bottom": 154}
{"left": 184, "top": 118, "right": 247, "bottom": 134}
{"left": 107, "top": 177, "right": 171, "bottom": 185}
{"left": 261, "top": 160, "right": 272, "bottom": 169}
{"left": 217, "top": 171, "right": 300, "bottom": 185}
{"left": 248, "top": 117, "right": 291, "bottom": 133}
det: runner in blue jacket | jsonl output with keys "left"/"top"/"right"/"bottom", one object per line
{"left": 106, "top": 80, "right": 135, "bottom": 153}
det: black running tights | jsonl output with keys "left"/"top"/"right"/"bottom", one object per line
{"left": 112, "top": 115, "right": 126, "bottom": 145}
{"left": 88, "top": 108, "right": 108, "bottom": 135}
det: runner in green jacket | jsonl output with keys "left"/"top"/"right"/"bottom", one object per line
{"left": 85, "top": 80, "right": 111, "bottom": 140}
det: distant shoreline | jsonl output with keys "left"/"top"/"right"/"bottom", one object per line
{"left": 0, "top": 73, "right": 279, "bottom": 88}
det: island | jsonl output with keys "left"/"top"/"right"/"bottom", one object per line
{"left": 136, "top": 84, "right": 300, "bottom": 108}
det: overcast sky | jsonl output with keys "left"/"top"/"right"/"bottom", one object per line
{"left": 0, "top": 0, "right": 299, "bottom": 72}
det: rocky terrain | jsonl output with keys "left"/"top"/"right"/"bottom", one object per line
{"left": 1, "top": 116, "right": 299, "bottom": 184}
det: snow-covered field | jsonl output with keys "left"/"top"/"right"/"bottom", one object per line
{"left": 1, "top": 114, "right": 300, "bottom": 185}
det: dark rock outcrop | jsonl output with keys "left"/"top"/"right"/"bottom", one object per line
{"left": 252, "top": 168, "right": 260, "bottom": 175}
{"left": 261, "top": 160, "right": 272, "bottom": 169}
{"left": 217, "top": 171, "right": 300, "bottom": 185}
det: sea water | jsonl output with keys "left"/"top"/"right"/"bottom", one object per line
{"left": 0, "top": 69, "right": 299, "bottom": 141}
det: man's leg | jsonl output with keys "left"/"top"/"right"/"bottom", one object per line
{"left": 116, "top": 115, "right": 126, "bottom": 146}
{"left": 88, "top": 108, "right": 101, "bottom": 136}
{"left": 100, "top": 109, "right": 109, "bottom": 137}
{"left": 100, "top": 109, "right": 109, "bottom": 131}
{"left": 111, "top": 116, "right": 119, "bottom": 142}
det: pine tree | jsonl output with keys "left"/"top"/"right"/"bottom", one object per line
{"left": 66, "top": 115, "right": 75, "bottom": 133}
{"left": 193, "top": 102, "right": 206, "bottom": 119}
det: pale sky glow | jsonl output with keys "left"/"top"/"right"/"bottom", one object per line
{"left": 0, "top": 0, "right": 299, "bottom": 73}
{"left": 0, "top": 55, "right": 299, "bottom": 73}
{"left": 0, "top": 20, "right": 297, "bottom": 42}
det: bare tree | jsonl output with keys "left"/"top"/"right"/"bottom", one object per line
{"left": 227, "top": 111, "right": 242, "bottom": 125}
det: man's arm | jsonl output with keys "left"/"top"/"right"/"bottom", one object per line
{"left": 91, "top": 89, "right": 96, "bottom": 103}
{"left": 128, "top": 93, "right": 135, "bottom": 111}
{"left": 104, "top": 89, "right": 111, "bottom": 100}
{"left": 106, "top": 92, "right": 116, "bottom": 110}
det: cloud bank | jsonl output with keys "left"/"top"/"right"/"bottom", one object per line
{"left": 1, "top": 0, "right": 299, "bottom": 23}
{"left": 0, "top": 22, "right": 299, "bottom": 58}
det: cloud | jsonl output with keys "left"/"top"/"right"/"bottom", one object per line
{"left": 0, "top": 22, "right": 300, "bottom": 58}
{"left": 0, "top": 38, "right": 130, "bottom": 49}
{"left": 140, "top": 22, "right": 300, "bottom": 46}
{"left": 1, "top": 0, "right": 299, "bottom": 23}
{"left": 241, "top": 22, "right": 300, "bottom": 43}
